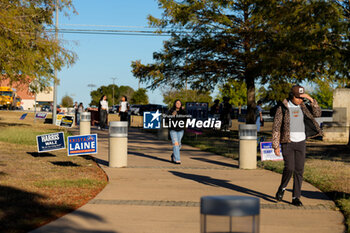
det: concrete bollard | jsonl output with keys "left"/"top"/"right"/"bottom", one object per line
{"left": 200, "top": 195, "right": 260, "bottom": 233}
{"left": 239, "top": 124, "right": 257, "bottom": 169}
{"left": 109, "top": 121, "right": 128, "bottom": 168}
{"left": 79, "top": 112, "right": 91, "bottom": 135}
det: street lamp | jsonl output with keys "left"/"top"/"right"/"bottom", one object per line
{"left": 111, "top": 77, "right": 117, "bottom": 107}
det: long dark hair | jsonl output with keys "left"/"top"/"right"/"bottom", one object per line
{"left": 172, "top": 99, "right": 182, "bottom": 111}
{"left": 98, "top": 95, "right": 106, "bottom": 111}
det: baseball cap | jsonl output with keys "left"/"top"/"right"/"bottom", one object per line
{"left": 291, "top": 85, "right": 305, "bottom": 98}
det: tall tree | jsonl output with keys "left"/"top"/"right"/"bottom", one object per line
{"left": 258, "top": 80, "right": 292, "bottom": 105}
{"left": 61, "top": 94, "right": 73, "bottom": 107}
{"left": 0, "top": 0, "right": 76, "bottom": 87}
{"left": 132, "top": 0, "right": 348, "bottom": 123}
{"left": 130, "top": 88, "right": 149, "bottom": 105}
{"left": 90, "top": 85, "right": 135, "bottom": 107}
{"left": 218, "top": 80, "right": 247, "bottom": 109}
{"left": 163, "top": 89, "right": 212, "bottom": 108}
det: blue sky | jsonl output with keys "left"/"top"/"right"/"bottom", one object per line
{"left": 57, "top": 0, "right": 170, "bottom": 107}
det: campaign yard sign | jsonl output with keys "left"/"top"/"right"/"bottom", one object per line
{"left": 67, "top": 134, "right": 97, "bottom": 156}
{"left": 35, "top": 112, "right": 47, "bottom": 119}
{"left": 260, "top": 142, "right": 283, "bottom": 161}
{"left": 60, "top": 115, "right": 74, "bottom": 128}
{"left": 20, "top": 113, "right": 27, "bottom": 120}
{"left": 56, "top": 114, "right": 64, "bottom": 126}
{"left": 37, "top": 132, "right": 65, "bottom": 153}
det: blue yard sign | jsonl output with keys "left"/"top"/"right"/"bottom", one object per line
{"left": 20, "top": 113, "right": 27, "bottom": 120}
{"left": 67, "top": 134, "right": 98, "bottom": 156}
{"left": 37, "top": 132, "right": 65, "bottom": 153}
{"left": 260, "top": 142, "right": 283, "bottom": 161}
{"left": 35, "top": 112, "right": 48, "bottom": 119}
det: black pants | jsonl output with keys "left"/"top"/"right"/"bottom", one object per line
{"left": 120, "top": 112, "right": 128, "bottom": 122}
{"left": 99, "top": 110, "right": 107, "bottom": 129}
{"left": 279, "top": 140, "right": 306, "bottom": 198}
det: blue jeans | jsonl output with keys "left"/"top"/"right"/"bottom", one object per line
{"left": 76, "top": 112, "right": 80, "bottom": 125}
{"left": 169, "top": 130, "right": 184, "bottom": 162}
{"left": 256, "top": 116, "right": 261, "bottom": 132}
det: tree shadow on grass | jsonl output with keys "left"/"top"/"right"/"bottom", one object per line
{"left": 0, "top": 122, "right": 31, "bottom": 127}
{"left": 169, "top": 171, "right": 276, "bottom": 203}
{"left": 0, "top": 185, "right": 114, "bottom": 233}
{"left": 27, "top": 152, "right": 56, "bottom": 158}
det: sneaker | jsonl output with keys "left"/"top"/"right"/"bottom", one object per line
{"left": 291, "top": 198, "right": 303, "bottom": 207}
{"left": 275, "top": 188, "right": 285, "bottom": 202}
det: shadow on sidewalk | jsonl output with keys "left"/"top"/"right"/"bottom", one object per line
{"left": 32, "top": 210, "right": 119, "bottom": 233}
{"left": 169, "top": 171, "right": 276, "bottom": 202}
{"left": 286, "top": 189, "right": 330, "bottom": 201}
{"left": 191, "top": 157, "right": 238, "bottom": 168}
{"left": 129, "top": 151, "right": 173, "bottom": 164}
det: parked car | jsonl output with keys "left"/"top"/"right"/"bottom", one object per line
{"left": 315, "top": 109, "right": 333, "bottom": 127}
{"left": 262, "top": 110, "right": 274, "bottom": 122}
{"left": 138, "top": 104, "right": 168, "bottom": 116}
{"left": 130, "top": 104, "right": 142, "bottom": 115}
{"left": 41, "top": 105, "right": 51, "bottom": 112}
{"left": 109, "top": 105, "right": 119, "bottom": 114}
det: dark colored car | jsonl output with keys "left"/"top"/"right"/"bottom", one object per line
{"left": 109, "top": 105, "right": 120, "bottom": 114}
{"left": 138, "top": 104, "right": 168, "bottom": 116}
{"left": 41, "top": 105, "right": 51, "bottom": 112}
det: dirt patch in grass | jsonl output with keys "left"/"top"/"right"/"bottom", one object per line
{"left": 0, "top": 112, "right": 107, "bottom": 233}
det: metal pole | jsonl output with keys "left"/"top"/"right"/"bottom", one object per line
{"left": 34, "top": 91, "right": 37, "bottom": 123}
{"left": 111, "top": 77, "right": 117, "bottom": 107}
{"left": 52, "top": 0, "right": 58, "bottom": 125}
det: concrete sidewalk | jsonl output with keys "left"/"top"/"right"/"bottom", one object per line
{"left": 31, "top": 127, "right": 345, "bottom": 233}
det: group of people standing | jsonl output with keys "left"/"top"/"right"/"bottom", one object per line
{"left": 210, "top": 97, "right": 233, "bottom": 131}
{"left": 98, "top": 95, "right": 129, "bottom": 130}
{"left": 73, "top": 102, "right": 84, "bottom": 125}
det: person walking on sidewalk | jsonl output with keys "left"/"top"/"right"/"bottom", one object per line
{"left": 273, "top": 85, "right": 322, "bottom": 206}
{"left": 256, "top": 100, "right": 264, "bottom": 132}
{"left": 168, "top": 99, "right": 187, "bottom": 164}
{"left": 76, "top": 102, "right": 84, "bottom": 126}
{"left": 119, "top": 96, "right": 130, "bottom": 122}
{"left": 98, "top": 95, "right": 108, "bottom": 130}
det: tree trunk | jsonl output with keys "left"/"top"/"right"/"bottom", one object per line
{"left": 245, "top": 74, "right": 256, "bottom": 124}
{"left": 243, "top": 5, "right": 256, "bottom": 124}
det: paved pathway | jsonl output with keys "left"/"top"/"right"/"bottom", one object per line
{"left": 31, "top": 127, "right": 345, "bottom": 233}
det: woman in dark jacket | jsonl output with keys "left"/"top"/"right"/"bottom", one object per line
{"left": 168, "top": 99, "right": 187, "bottom": 164}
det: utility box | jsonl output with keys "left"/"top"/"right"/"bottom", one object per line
{"left": 239, "top": 124, "right": 257, "bottom": 169}
{"left": 109, "top": 121, "right": 128, "bottom": 168}
{"left": 200, "top": 195, "right": 260, "bottom": 233}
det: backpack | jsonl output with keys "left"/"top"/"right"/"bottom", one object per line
{"left": 269, "top": 101, "right": 286, "bottom": 118}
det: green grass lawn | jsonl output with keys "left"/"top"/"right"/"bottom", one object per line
{"left": 0, "top": 111, "right": 107, "bottom": 233}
